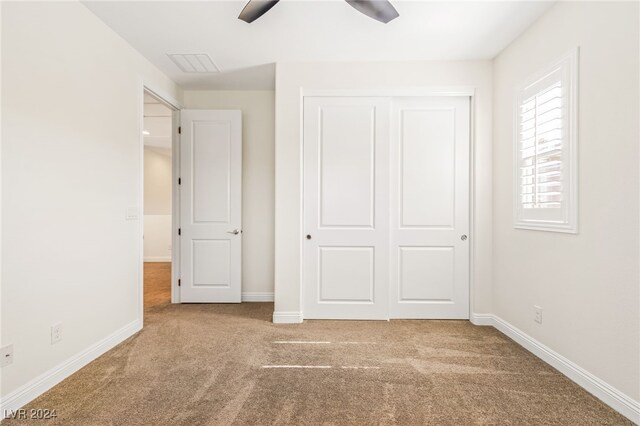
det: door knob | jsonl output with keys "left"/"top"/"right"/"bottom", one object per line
{"left": 306, "top": 234, "right": 312, "bottom": 240}
{"left": 461, "top": 235, "right": 468, "bottom": 241}
{"left": 227, "top": 229, "right": 240, "bottom": 235}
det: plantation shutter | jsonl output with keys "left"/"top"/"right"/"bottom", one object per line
{"left": 514, "top": 49, "right": 578, "bottom": 233}
{"left": 519, "top": 80, "right": 563, "bottom": 210}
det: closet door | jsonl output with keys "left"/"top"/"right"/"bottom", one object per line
{"left": 389, "top": 97, "right": 470, "bottom": 319}
{"left": 303, "top": 97, "right": 390, "bottom": 319}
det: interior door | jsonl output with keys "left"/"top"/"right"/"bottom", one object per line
{"left": 179, "top": 110, "right": 242, "bottom": 303}
{"left": 389, "top": 97, "right": 470, "bottom": 318}
{"left": 303, "top": 97, "right": 390, "bottom": 319}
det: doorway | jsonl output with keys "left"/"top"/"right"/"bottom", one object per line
{"left": 143, "top": 90, "right": 175, "bottom": 310}
{"left": 302, "top": 95, "right": 471, "bottom": 320}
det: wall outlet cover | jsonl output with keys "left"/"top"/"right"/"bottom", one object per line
{"left": 51, "top": 323, "right": 63, "bottom": 344}
{"left": 125, "top": 208, "right": 139, "bottom": 220}
{"left": 1, "top": 344, "right": 14, "bottom": 367}
{"left": 534, "top": 306, "right": 543, "bottom": 324}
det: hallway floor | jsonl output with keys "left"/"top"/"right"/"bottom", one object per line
{"left": 5, "top": 279, "right": 629, "bottom": 424}
{"left": 144, "top": 262, "right": 172, "bottom": 310}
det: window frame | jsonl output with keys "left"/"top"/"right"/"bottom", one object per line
{"left": 513, "top": 48, "right": 579, "bottom": 234}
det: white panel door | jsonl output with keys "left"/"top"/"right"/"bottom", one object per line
{"left": 180, "top": 110, "right": 242, "bottom": 303}
{"left": 389, "top": 97, "right": 470, "bottom": 318}
{"left": 303, "top": 97, "right": 390, "bottom": 319}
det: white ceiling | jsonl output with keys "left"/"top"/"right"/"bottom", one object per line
{"left": 84, "top": 0, "right": 554, "bottom": 90}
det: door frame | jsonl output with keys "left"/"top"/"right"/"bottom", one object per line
{"left": 138, "top": 80, "right": 182, "bottom": 326}
{"left": 299, "top": 87, "right": 477, "bottom": 320}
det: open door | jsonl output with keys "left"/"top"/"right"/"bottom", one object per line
{"left": 179, "top": 110, "right": 242, "bottom": 303}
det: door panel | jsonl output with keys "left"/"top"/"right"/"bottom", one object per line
{"left": 400, "top": 108, "right": 455, "bottom": 228}
{"left": 304, "top": 97, "right": 389, "bottom": 319}
{"left": 398, "top": 247, "right": 454, "bottom": 301}
{"left": 180, "top": 110, "right": 242, "bottom": 303}
{"left": 390, "top": 97, "right": 470, "bottom": 318}
{"left": 192, "top": 240, "right": 230, "bottom": 286}
{"left": 319, "top": 106, "right": 375, "bottom": 228}
{"left": 319, "top": 247, "right": 375, "bottom": 302}
{"left": 192, "top": 121, "right": 231, "bottom": 223}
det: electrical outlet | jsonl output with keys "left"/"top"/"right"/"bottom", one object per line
{"left": 51, "top": 323, "right": 62, "bottom": 344}
{"left": 534, "top": 306, "right": 543, "bottom": 324}
{"left": 0, "top": 344, "right": 13, "bottom": 367}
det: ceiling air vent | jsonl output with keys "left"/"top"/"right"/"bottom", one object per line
{"left": 167, "top": 53, "right": 220, "bottom": 73}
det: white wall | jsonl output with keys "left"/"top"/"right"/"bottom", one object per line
{"left": 274, "top": 61, "right": 493, "bottom": 321}
{"left": 183, "top": 91, "right": 275, "bottom": 296}
{"left": 493, "top": 0, "right": 639, "bottom": 404}
{"left": 0, "top": 1, "right": 3, "bottom": 403}
{"left": 144, "top": 147, "right": 172, "bottom": 262}
{"left": 1, "top": 1, "right": 181, "bottom": 403}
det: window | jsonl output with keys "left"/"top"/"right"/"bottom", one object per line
{"left": 514, "top": 48, "right": 578, "bottom": 233}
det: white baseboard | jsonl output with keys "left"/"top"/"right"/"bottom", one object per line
{"left": 143, "top": 257, "right": 171, "bottom": 262}
{"left": 470, "top": 312, "right": 494, "bottom": 326}
{"left": 272, "top": 311, "right": 303, "bottom": 324}
{"left": 1, "top": 319, "right": 142, "bottom": 418}
{"left": 242, "top": 292, "right": 274, "bottom": 302}
{"left": 470, "top": 313, "right": 640, "bottom": 424}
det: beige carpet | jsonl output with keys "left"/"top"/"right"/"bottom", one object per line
{"left": 5, "top": 302, "right": 630, "bottom": 425}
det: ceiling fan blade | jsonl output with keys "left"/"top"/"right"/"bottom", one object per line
{"left": 345, "top": 0, "right": 399, "bottom": 23}
{"left": 238, "top": 0, "right": 280, "bottom": 23}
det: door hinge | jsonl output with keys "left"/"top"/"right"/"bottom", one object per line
{"left": 178, "top": 228, "right": 181, "bottom": 235}
{"left": 178, "top": 279, "right": 181, "bottom": 287}
{"left": 178, "top": 177, "right": 181, "bottom": 185}
{"left": 178, "top": 126, "right": 182, "bottom": 134}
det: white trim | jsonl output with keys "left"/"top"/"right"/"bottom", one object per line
{"left": 273, "top": 311, "right": 304, "bottom": 324}
{"left": 137, "top": 81, "right": 145, "bottom": 328}
{"left": 139, "top": 82, "right": 181, "bottom": 308}
{"left": 143, "top": 81, "right": 183, "bottom": 111}
{"left": 302, "top": 87, "right": 476, "bottom": 98}
{"left": 513, "top": 223, "right": 578, "bottom": 234}
{"left": 467, "top": 95, "right": 477, "bottom": 321}
{"left": 242, "top": 292, "right": 274, "bottom": 302}
{"left": 470, "top": 314, "right": 640, "bottom": 424}
{"left": 1, "top": 320, "right": 141, "bottom": 417}
{"left": 171, "top": 109, "right": 181, "bottom": 304}
{"left": 143, "top": 256, "right": 172, "bottom": 263}
{"left": 469, "top": 312, "right": 494, "bottom": 326}
{"left": 297, "top": 86, "right": 306, "bottom": 323}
